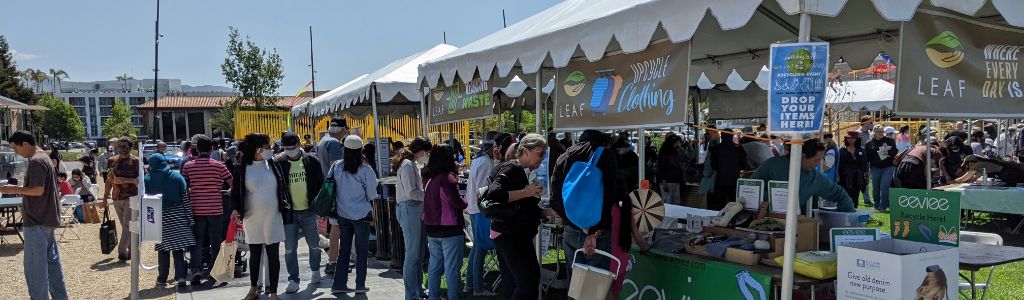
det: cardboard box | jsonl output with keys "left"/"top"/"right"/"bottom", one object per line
{"left": 837, "top": 239, "right": 958, "bottom": 300}
{"left": 725, "top": 248, "right": 761, "bottom": 265}
{"left": 768, "top": 214, "right": 819, "bottom": 252}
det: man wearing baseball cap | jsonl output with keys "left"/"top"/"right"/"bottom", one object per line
{"left": 317, "top": 117, "right": 347, "bottom": 275}
{"left": 275, "top": 132, "right": 326, "bottom": 292}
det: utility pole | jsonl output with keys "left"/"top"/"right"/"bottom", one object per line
{"left": 502, "top": 9, "right": 507, "bottom": 28}
{"left": 443, "top": 31, "right": 447, "bottom": 44}
{"left": 308, "top": 26, "right": 316, "bottom": 134}
{"left": 151, "top": 0, "right": 161, "bottom": 141}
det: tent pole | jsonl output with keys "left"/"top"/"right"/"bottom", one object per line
{"left": 638, "top": 128, "right": 645, "bottom": 187}
{"left": 371, "top": 85, "right": 384, "bottom": 177}
{"left": 926, "top": 118, "right": 933, "bottom": 189}
{"left": 781, "top": 11, "right": 811, "bottom": 300}
{"left": 420, "top": 86, "right": 428, "bottom": 137}
{"left": 536, "top": 70, "right": 543, "bottom": 132}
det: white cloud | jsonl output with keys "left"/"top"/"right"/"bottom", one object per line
{"left": 11, "top": 49, "right": 39, "bottom": 61}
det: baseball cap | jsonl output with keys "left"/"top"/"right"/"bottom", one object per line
{"left": 281, "top": 132, "right": 300, "bottom": 147}
{"left": 343, "top": 135, "right": 363, "bottom": 150}
{"left": 884, "top": 126, "right": 896, "bottom": 135}
{"left": 330, "top": 117, "right": 347, "bottom": 129}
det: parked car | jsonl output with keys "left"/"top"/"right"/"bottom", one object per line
{"left": 142, "top": 144, "right": 184, "bottom": 169}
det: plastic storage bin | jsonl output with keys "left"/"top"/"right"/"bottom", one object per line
{"left": 814, "top": 209, "right": 870, "bottom": 243}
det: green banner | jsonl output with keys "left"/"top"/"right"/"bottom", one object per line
{"left": 428, "top": 76, "right": 494, "bottom": 125}
{"left": 621, "top": 250, "right": 771, "bottom": 300}
{"left": 889, "top": 188, "right": 961, "bottom": 246}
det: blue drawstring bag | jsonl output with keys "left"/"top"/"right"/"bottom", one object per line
{"left": 562, "top": 147, "right": 605, "bottom": 229}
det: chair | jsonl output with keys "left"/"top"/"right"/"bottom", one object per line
{"left": 57, "top": 195, "right": 81, "bottom": 241}
{"left": 959, "top": 231, "right": 1003, "bottom": 300}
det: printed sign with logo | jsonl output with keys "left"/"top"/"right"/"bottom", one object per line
{"left": 428, "top": 75, "right": 494, "bottom": 125}
{"left": 736, "top": 178, "right": 764, "bottom": 209}
{"left": 554, "top": 41, "right": 690, "bottom": 130}
{"left": 768, "top": 180, "right": 789, "bottom": 213}
{"left": 767, "top": 42, "right": 829, "bottom": 136}
{"left": 896, "top": 9, "right": 1024, "bottom": 118}
{"left": 622, "top": 249, "right": 771, "bottom": 300}
{"left": 889, "top": 188, "right": 961, "bottom": 246}
{"left": 830, "top": 227, "right": 880, "bottom": 252}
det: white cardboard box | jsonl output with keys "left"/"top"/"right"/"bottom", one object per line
{"left": 837, "top": 239, "right": 958, "bottom": 300}
{"left": 129, "top": 194, "right": 163, "bottom": 244}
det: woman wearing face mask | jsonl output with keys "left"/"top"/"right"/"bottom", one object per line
{"left": 230, "top": 133, "right": 291, "bottom": 300}
{"left": 422, "top": 144, "right": 468, "bottom": 300}
{"left": 102, "top": 138, "right": 140, "bottom": 261}
{"left": 390, "top": 137, "right": 433, "bottom": 300}
{"left": 485, "top": 133, "right": 548, "bottom": 300}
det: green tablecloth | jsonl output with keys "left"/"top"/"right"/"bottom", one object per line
{"left": 938, "top": 184, "right": 1024, "bottom": 214}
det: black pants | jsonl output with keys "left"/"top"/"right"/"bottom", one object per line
{"left": 842, "top": 186, "right": 861, "bottom": 208}
{"left": 249, "top": 243, "right": 281, "bottom": 293}
{"left": 157, "top": 250, "right": 187, "bottom": 282}
{"left": 707, "top": 184, "right": 737, "bottom": 211}
{"left": 894, "top": 160, "right": 927, "bottom": 189}
{"left": 191, "top": 215, "right": 225, "bottom": 272}
{"left": 493, "top": 233, "right": 539, "bottom": 300}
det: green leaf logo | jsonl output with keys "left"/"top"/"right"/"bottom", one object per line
{"left": 924, "top": 31, "right": 964, "bottom": 68}
{"left": 563, "top": 70, "right": 586, "bottom": 97}
{"left": 785, "top": 49, "right": 814, "bottom": 74}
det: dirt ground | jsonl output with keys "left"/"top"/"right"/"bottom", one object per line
{"left": 0, "top": 217, "right": 177, "bottom": 300}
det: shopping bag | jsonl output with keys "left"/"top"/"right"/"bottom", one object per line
{"left": 99, "top": 208, "right": 118, "bottom": 254}
{"left": 562, "top": 147, "right": 606, "bottom": 229}
{"left": 84, "top": 202, "right": 101, "bottom": 224}
{"left": 210, "top": 217, "right": 240, "bottom": 283}
{"left": 310, "top": 161, "right": 340, "bottom": 217}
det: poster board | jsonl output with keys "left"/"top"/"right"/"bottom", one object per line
{"left": 889, "top": 188, "right": 961, "bottom": 246}
{"left": 830, "top": 227, "right": 881, "bottom": 252}
{"left": 736, "top": 178, "right": 764, "bottom": 209}
{"left": 895, "top": 9, "right": 1024, "bottom": 118}
{"left": 767, "top": 42, "right": 829, "bottom": 137}
{"left": 554, "top": 40, "right": 690, "bottom": 130}
{"left": 622, "top": 249, "right": 771, "bottom": 300}
{"left": 428, "top": 75, "right": 494, "bottom": 125}
{"left": 768, "top": 180, "right": 789, "bottom": 213}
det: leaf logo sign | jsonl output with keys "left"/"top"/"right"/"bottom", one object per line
{"left": 563, "top": 71, "right": 586, "bottom": 97}
{"left": 925, "top": 31, "right": 965, "bottom": 68}
{"left": 431, "top": 87, "right": 445, "bottom": 103}
{"left": 785, "top": 49, "right": 814, "bottom": 75}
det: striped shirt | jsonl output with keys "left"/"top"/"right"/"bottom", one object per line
{"left": 181, "top": 156, "right": 232, "bottom": 216}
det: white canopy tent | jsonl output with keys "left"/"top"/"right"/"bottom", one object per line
{"left": 825, "top": 79, "right": 895, "bottom": 111}
{"left": 292, "top": 73, "right": 369, "bottom": 117}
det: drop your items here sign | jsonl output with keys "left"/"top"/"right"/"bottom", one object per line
{"left": 889, "top": 188, "right": 961, "bottom": 246}
{"left": 767, "top": 42, "right": 829, "bottom": 136}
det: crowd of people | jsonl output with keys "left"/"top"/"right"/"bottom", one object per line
{"left": 6, "top": 114, "right": 1024, "bottom": 300}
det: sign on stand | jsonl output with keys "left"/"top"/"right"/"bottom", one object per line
{"left": 768, "top": 180, "right": 789, "bottom": 213}
{"left": 830, "top": 228, "right": 880, "bottom": 252}
{"left": 889, "top": 188, "right": 961, "bottom": 246}
{"left": 767, "top": 42, "right": 829, "bottom": 136}
{"left": 736, "top": 178, "right": 764, "bottom": 209}
{"left": 622, "top": 249, "right": 771, "bottom": 300}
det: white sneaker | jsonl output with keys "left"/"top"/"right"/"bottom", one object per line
{"left": 285, "top": 280, "right": 299, "bottom": 293}
{"left": 311, "top": 271, "right": 322, "bottom": 284}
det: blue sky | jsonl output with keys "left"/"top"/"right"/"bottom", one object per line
{"left": 1, "top": 0, "right": 559, "bottom": 93}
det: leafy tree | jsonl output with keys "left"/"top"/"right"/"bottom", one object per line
{"left": 23, "top": 68, "right": 47, "bottom": 95}
{"left": 0, "top": 35, "right": 34, "bottom": 102}
{"left": 102, "top": 100, "right": 138, "bottom": 140}
{"left": 210, "top": 105, "right": 235, "bottom": 137}
{"left": 35, "top": 94, "right": 85, "bottom": 141}
{"left": 220, "top": 26, "right": 284, "bottom": 111}
{"left": 48, "top": 68, "right": 68, "bottom": 93}
{"left": 116, "top": 73, "right": 134, "bottom": 92}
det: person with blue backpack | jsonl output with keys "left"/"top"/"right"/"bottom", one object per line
{"left": 550, "top": 129, "right": 619, "bottom": 286}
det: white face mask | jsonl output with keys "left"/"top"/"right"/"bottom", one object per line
{"left": 416, "top": 155, "right": 429, "bottom": 165}
{"left": 259, "top": 149, "right": 274, "bottom": 161}
{"left": 284, "top": 148, "right": 301, "bottom": 158}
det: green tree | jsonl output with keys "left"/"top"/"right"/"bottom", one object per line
{"left": 210, "top": 105, "right": 234, "bottom": 137}
{"left": 116, "top": 73, "right": 134, "bottom": 92}
{"left": 0, "top": 35, "right": 34, "bottom": 102}
{"left": 102, "top": 100, "right": 138, "bottom": 140}
{"left": 35, "top": 94, "right": 85, "bottom": 141}
{"left": 48, "top": 68, "right": 68, "bottom": 93}
{"left": 220, "top": 26, "right": 284, "bottom": 111}
{"left": 23, "top": 68, "right": 47, "bottom": 95}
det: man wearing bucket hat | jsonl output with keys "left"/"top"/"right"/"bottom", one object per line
{"left": 317, "top": 117, "right": 348, "bottom": 275}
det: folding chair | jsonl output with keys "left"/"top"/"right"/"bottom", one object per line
{"left": 58, "top": 195, "right": 82, "bottom": 241}
{"left": 959, "top": 231, "right": 1003, "bottom": 300}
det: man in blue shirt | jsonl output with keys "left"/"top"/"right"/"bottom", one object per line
{"left": 317, "top": 117, "right": 347, "bottom": 275}
{"left": 752, "top": 139, "right": 855, "bottom": 213}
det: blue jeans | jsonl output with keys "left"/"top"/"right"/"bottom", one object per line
{"left": 285, "top": 210, "right": 322, "bottom": 282}
{"left": 23, "top": 226, "right": 68, "bottom": 300}
{"left": 466, "top": 213, "right": 493, "bottom": 292}
{"left": 428, "top": 235, "right": 465, "bottom": 300}
{"left": 562, "top": 225, "right": 611, "bottom": 285}
{"left": 396, "top": 201, "right": 426, "bottom": 299}
{"left": 191, "top": 215, "right": 225, "bottom": 273}
{"left": 331, "top": 217, "right": 370, "bottom": 290}
{"left": 870, "top": 166, "right": 896, "bottom": 211}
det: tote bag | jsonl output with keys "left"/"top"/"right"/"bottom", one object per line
{"left": 562, "top": 147, "right": 605, "bottom": 229}
{"left": 310, "top": 161, "right": 341, "bottom": 217}
{"left": 99, "top": 208, "right": 118, "bottom": 254}
{"left": 210, "top": 217, "right": 240, "bottom": 283}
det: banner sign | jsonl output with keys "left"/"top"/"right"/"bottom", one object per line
{"left": 555, "top": 41, "right": 690, "bottom": 130}
{"left": 767, "top": 42, "right": 829, "bottom": 136}
{"left": 621, "top": 249, "right": 771, "bottom": 300}
{"left": 736, "top": 178, "right": 764, "bottom": 209}
{"left": 896, "top": 9, "right": 1024, "bottom": 118}
{"left": 889, "top": 188, "right": 961, "bottom": 246}
{"left": 830, "top": 227, "right": 881, "bottom": 252}
{"left": 428, "top": 76, "right": 494, "bottom": 125}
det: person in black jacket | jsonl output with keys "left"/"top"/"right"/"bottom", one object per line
{"left": 838, "top": 132, "right": 869, "bottom": 207}
{"left": 484, "top": 133, "right": 548, "bottom": 300}
{"left": 274, "top": 132, "right": 325, "bottom": 293}
{"left": 865, "top": 126, "right": 898, "bottom": 211}
{"left": 657, "top": 134, "right": 685, "bottom": 205}
{"left": 230, "top": 133, "right": 292, "bottom": 300}
{"left": 707, "top": 130, "right": 750, "bottom": 210}
{"left": 550, "top": 129, "right": 619, "bottom": 286}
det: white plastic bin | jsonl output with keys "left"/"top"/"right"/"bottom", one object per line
{"left": 129, "top": 194, "right": 163, "bottom": 244}
{"left": 567, "top": 249, "right": 621, "bottom": 300}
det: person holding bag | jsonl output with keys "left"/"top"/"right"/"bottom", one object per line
{"left": 145, "top": 153, "right": 197, "bottom": 287}
{"left": 230, "top": 133, "right": 292, "bottom": 300}
{"left": 422, "top": 144, "right": 468, "bottom": 300}
{"left": 391, "top": 137, "right": 432, "bottom": 300}
{"left": 483, "top": 133, "right": 549, "bottom": 300}
{"left": 101, "top": 137, "right": 140, "bottom": 262}
{"left": 330, "top": 135, "right": 378, "bottom": 295}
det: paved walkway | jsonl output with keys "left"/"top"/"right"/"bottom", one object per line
{"left": 177, "top": 244, "right": 407, "bottom": 300}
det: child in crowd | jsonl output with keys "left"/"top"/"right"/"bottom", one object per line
{"left": 57, "top": 172, "right": 73, "bottom": 197}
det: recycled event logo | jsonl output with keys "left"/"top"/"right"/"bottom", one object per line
{"left": 785, "top": 49, "right": 814, "bottom": 74}
{"left": 925, "top": 31, "right": 965, "bottom": 68}
{"left": 561, "top": 69, "right": 625, "bottom": 114}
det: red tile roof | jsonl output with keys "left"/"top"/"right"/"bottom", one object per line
{"left": 138, "top": 96, "right": 312, "bottom": 109}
